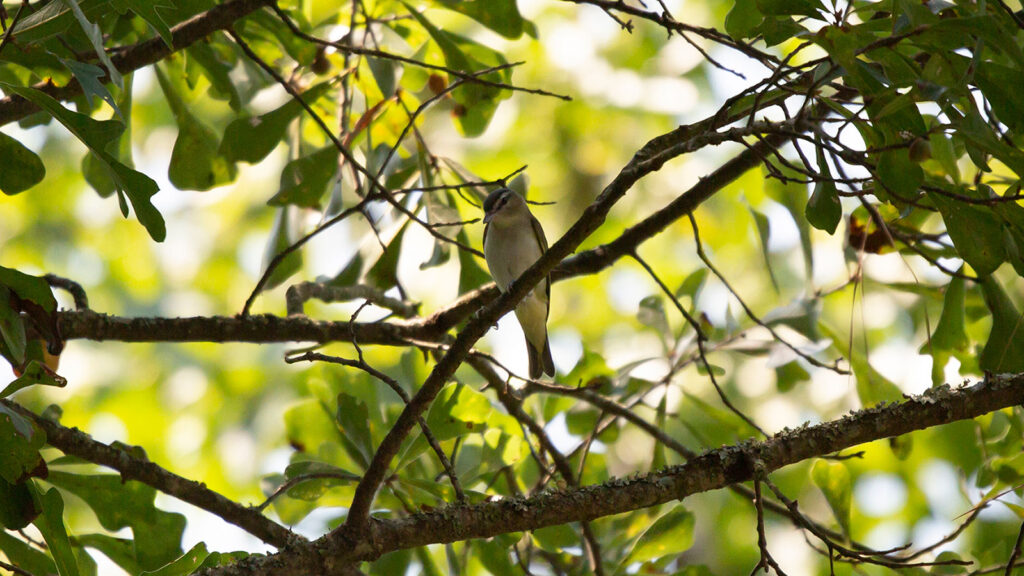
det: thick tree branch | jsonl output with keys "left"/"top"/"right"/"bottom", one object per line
{"left": 0, "top": 400, "right": 301, "bottom": 548}
{"left": 0, "top": 0, "right": 273, "bottom": 126}
{"left": 195, "top": 374, "right": 1024, "bottom": 575}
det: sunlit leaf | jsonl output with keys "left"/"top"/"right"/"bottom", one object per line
{"left": 622, "top": 505, "right": 695, "bottom": 566}
{"left": 811, "top": 459, "right": 851, "bottom": 535}
{"left": 532, "top": 523, "right": 578, "bottom": 552}
{"left": 425, "top": 383, "right": 492, "bottom": 440}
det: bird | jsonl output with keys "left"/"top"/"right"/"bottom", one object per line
{"left": 482, "top": 187, "right": 555, "bottom": 379}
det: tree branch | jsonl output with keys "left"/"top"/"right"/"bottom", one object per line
{"left": 1, "top": 400, "right": 301, "bottom": 548}
{"left": 0, "top": 0, "right": 274, "bottom": 126}
{"left": 194, "top": 374, "right": 1024, "bottom": 575}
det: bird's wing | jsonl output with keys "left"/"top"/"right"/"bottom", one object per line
{"left": 529, "top": 214, "right": 551, "bottom": 309}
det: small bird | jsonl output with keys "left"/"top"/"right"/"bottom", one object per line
{"left": 482, "top": 187, "right": 555, "bottom": 379}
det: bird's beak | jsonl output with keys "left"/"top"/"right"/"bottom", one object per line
{"left": 483, "top": 211, "right": 494, "bottom": 224}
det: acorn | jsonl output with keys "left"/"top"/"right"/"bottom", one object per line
{"left": 908, "top": 137, "right": 932, "bottom": 163}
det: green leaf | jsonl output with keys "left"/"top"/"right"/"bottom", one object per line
{"left": 876, "top": 149, "right": 923, "bottom": 201}
{"left": 425, "top": 383, "right": 493, "bottom": 441}
{"left": 532, "top": 523, "right": 578, "bottom": 552}
{"left": 755, "top": 0, "right": 821, "bottom": 16}
{"left": 185, "top": 41, "right": 242, "bottom": 110}
{"left": 725, "top": 0, "right": 763, "bottom": 38}
{"left": 472, "top": 539, "right": 520, "bottom": 575}
{"left": 365, "top": 220, "right": 410, "bottom": 291}
{"left": 775, "top": 360, "right": 809, "bottom": 392}
{"left": 367, "top": 56, "right": 401, "bottom": 97}
{"left": 260, "top": 207, "right": 303, "bottom": 291}
{"left": 0, "top": 286, "right": 27, "bottom": 366}
{"left": 1, "top": 83, "right": 165, "bottom": 241}
{"left": 929, "top": 132, "right": 960, "bottom": 184}
{"left": 927, "top": 190, "right": 1005, "bottom": 276}
{"left": 435, "top": 0, "right": 529, "bottom": 38}
{"left": 924, "top": 273, "right": 968, "bottom": 386}
{"left": 83, "top": 74, "right": 135, "bottom": 198}
{"left": 1, "top": 359, "right": 68, "bottom": 398}
{"left": 268, "top": 146, "right": 339, "bottom": 208}
{"left": 335, "top": 393, "right": 373, "bottom": 464}
{"left": 748, "top": 205, "right": 779, "bottom": 292}
{"left": 155, "top": 66, "right": 237, "bottom": 191}
{"left": 810, "top": 459, "right": 852, "bottom": 535}
{"left": 220, "top": 81, "right": 334, "bottom": 164}
{"left": 975, "top": 62, "right": 1024, "bottom": 134}
{"left": 110, "top": 0, "right": 176, "bottom": 48}
{"left": 929, "top": 274, "right": 968, "bottom": 352}
{"left": 819, "top": 322, "right": 902, "bottom": 407}
{"left": 622, "top": 505, "right": 696, "bottom": 566}
{"left": 637, "top": 295, "right": 671, "bottom": 342}
{"left": 60, "top": 58, "right": 120, "bottom": 117}
{"left": 33, "top": 487, "right": 80, "bottom": 576}
{"left": 0, "top": 130, "right": 45, "bottom": 195}
{"left": 420, "top": 191, "right": 461, "bottom": 270}
{"left": 60, "top": 0, "right": 122, "bottom": 89}
{"left": 0, "top": 477, "right": 40, "bottom": 529}
{"left": 328, "top": 252, "right": 364, "bottom": 287}
{"left": 0, "top": 265, "right": 58, "bottom": 315}
{"left": 978, "top": 276, "right": 1024, "bottom": 373}
{"left": 45, "top": 471, "right": 186, "bottom": 571}
{"left": 77, "top": 534, "right": 142, "bottom": 575}
{"left": 457, "top": 228, "right": 491, "bottom": 293}
{"left": 0, "top": 528, "right": 56, "bottom": 573}
{"left": 140, "top": 543, "right": 210, "bottom": 576}
{"left": 282, "top": 460, "right": 360, "bottom": 501}
{"left": 0, "top": 403, "right": 46, "bottom": 484}
{"left": 805, "top": 147, "right": 841, "bottom": 234}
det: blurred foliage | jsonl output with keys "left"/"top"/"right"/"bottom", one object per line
{"left": 1, "top": 0, "right": 1024, "bottom": 574}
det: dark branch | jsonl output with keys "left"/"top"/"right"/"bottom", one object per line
{"left": 196, "top": 374, "right": 1024, "bottom": 575}
{"left": 0, "top": 0, "right": 274, "bottom": 126}
{"left": 1, "top": 399, "right": 301, "bottom": 548}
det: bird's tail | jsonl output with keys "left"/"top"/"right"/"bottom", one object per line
{"left": 527, "top": 336, "right": 555, "bottom": 379}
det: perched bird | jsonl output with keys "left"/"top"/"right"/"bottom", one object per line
{"left": 482, "top": 188, "right": 555, "bottom": 379}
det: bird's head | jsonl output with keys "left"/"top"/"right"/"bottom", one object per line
{"left": 483, "top": 187, "right": 527, "bottom": 225}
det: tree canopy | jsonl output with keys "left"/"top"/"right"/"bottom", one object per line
{"left": 2, "top": 0, "right": 1024, "bottom": 574}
